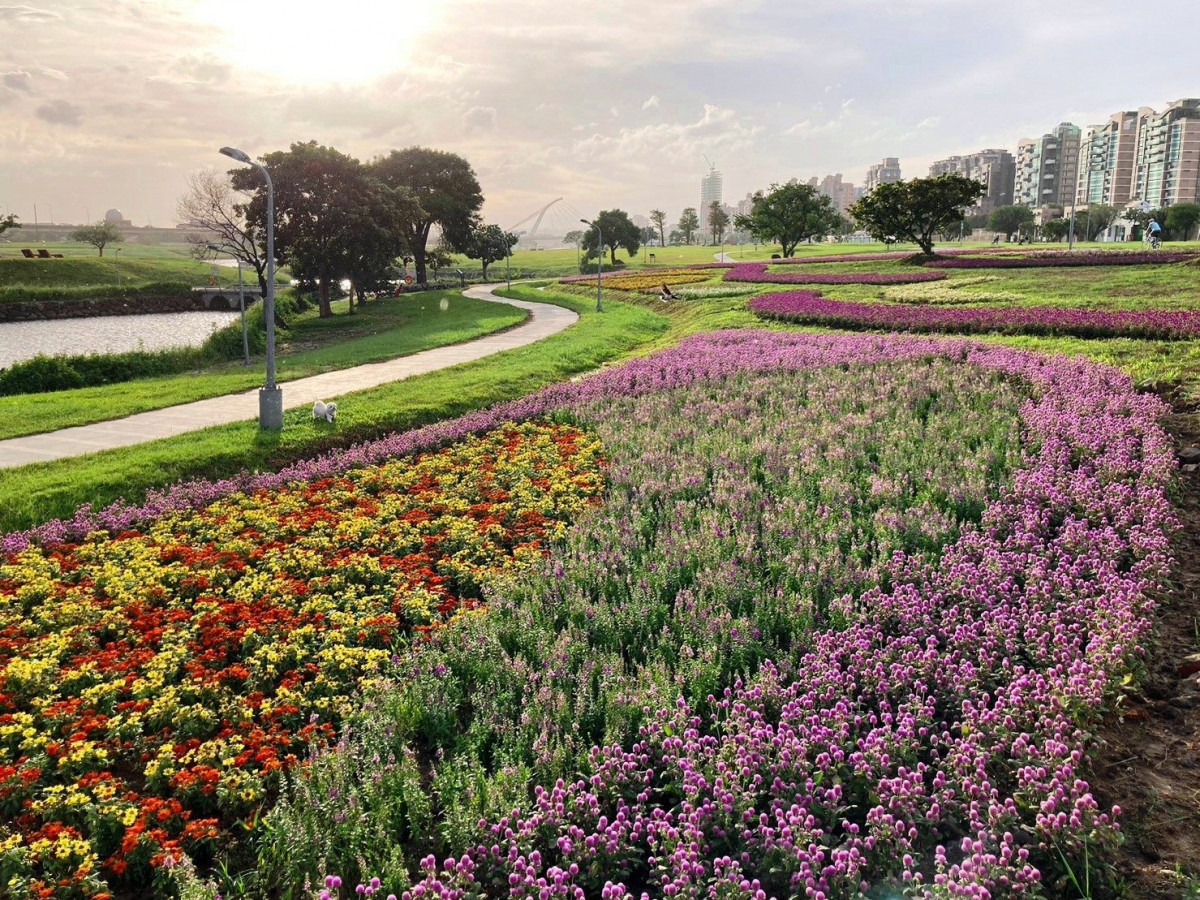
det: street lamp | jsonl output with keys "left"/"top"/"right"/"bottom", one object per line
{"left": 114, "top": 247, "right": 122, "bottom": 292}
{"left": 220, "top": 146, "right": 281, "bottom": 429}
{"left": 580, "top": 218, "right": 602, "bottom": 312}
{"left": 208, "top": 243, "right": 251, "bottom": 366}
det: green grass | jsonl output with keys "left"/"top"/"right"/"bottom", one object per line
{"left": 0, "top": 291, "right": 525, "bottom": 440}
{"left": 0, "top": 292, "right": 667, "bottom": 534}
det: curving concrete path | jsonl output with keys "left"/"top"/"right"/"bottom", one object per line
{"left": 0, "top": 284, "right": 578, "bottom": 470}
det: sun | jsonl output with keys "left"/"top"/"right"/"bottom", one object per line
{"left": 191, "top": 0, "right": 442, "bottom": 86}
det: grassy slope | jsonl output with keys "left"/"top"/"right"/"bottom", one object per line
{"left": 0, "top": 292, "right": 526, "bottom": 440}
{"left": 0, "top": 292, "right": 667, "bottom": 533}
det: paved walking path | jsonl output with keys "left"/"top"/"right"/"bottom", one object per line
{"left": 0, "top": 284, "right": 578, "bottom": 469}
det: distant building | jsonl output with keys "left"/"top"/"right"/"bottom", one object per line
{"left": 1134, "top": 98, "right": 1200, "bottom": 207}
{"left": 864, "top": 157, "right": 901, "bottom": 192}
{"left": 815, "top": 173, "right": 857, "bottom": 214}
{"left": 104, "top": 208, "right": 133, "bottom": 227}
{"left": 735, "top": 192, "right": 755, "bottom": 217}
{"left": 631, "top": 214, "right": 649, "bottom": 229}
{"left": 929, "top": 149, "right": 1016, "bottom": 216}
{"left": 1076, "top": 110, "right": 1147, "bottom": 207}
{"left": 699, "top": 166, "right": 724, "bottom": 238}
{"left": 1014, "top": 123, "right": 1081, "bottom": 209}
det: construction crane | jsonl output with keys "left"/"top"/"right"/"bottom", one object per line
{"left": 703, "top": 154, "right": 716, "bottom": 171}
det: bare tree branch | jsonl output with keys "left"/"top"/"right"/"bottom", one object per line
{"left": 177, "top": 168, "right": 270, "bottom": 295}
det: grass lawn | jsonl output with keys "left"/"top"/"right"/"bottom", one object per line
{"left": 0, "top": 291, "right": 526, "bottom": 440}
{"left": 0, "top": 292, "right": 668, "bottom": 533}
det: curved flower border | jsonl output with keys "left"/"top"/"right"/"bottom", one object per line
{"left": 724, "top": 261, "right": 947, "bottom": 285}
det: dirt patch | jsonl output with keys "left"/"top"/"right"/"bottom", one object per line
{"left": 1090, "top": 404, "right": 1200, "bottom": 897}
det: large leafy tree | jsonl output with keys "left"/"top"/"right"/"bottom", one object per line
{"left": 233, "top": 141, "right": 406, "bottom": 318}
{"left": 581, "top": 209, "right": 640, "bottom": 264}
{"left": 707, "top": 202, "right": 730, "bottom": 245}
{"left": 649, "top": 208, "right": 667, "bottom": 247}
{"left": 849, "top": 174, "right": 985, "bottom": 257}
{"left": 677, "top": 208, "right": 700, "bottom": 245}
{"left": 70, "top": 221, "right": 122, "bottom": 256}
{"left": 988, "top": 204, "right": 1035, "bottom": 241}
{"left": 177, "top": 168, "right": 271, "bottom": 296}
{"left": 0, "top": 213, "right": 19, "bottom": 237}
{"left": 1167, "top": 203, "right": 1200, "bottom": 241}
{"left": 370, "top": 147, "right": 483, "bottom": 285}
{"left": 1079, "top": 203, "right": 1121, "bottom": 241}
{"left": 734, "top": 182, "right": 841, "bottom": 258}
{"left": 463, "top": 224, "right": 518, "bottom": 279}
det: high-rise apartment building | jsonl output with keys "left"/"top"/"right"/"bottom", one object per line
{"left": 1134, "top": 98, "right": 1200, "bottom": 206}
{"left": 864, "top": 158, "right": 901, "bottom": 192}
{"left": 928, "top": 149, "right": 1016, "bottom": 215}
{"left": 1014, "top": 123, "right": 1081, "bottom": 209}
{"left": 699, "top": 166, "right": 724, "bottom": 237}
{"left": 816, "top": 173, "right": 858, "bottom": 214}
{"left": 1076, "top": 110, "right": 1147, "bottom": 207}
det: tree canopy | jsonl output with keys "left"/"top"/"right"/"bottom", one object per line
{"left": 370, "top": 146, "right": 483, "bottom": 284}
{"left": 649, "top": 209, "right": 667, "bottom": 247}
{"left": 70, "top": 221, "right": 123, "bottom": 257}
{"left": 849, "top": 174, "right": 986, "bottom": 257}
{"left": 988, "top": 204, "right": 1035, "bottom": 240}
{"left": 0, "top": 213, "right": 19, "bottom": 237}
{"left": 463, "top": 224, "right": 518, "bottom": 279}
{"left": 177, "top": 168, "right": 270, "bottom": 296}
{"left": 707, "top": 202, "right": 730, "bottom": 245}
{"left": 676, "top": 208, "right": 699, "bottom": 245}
{"left": 1167, "top": 203, "right": 1200, "bottom": 241}
{"left": 1078, "top": 204, "right": 1120, "bottom": 241}
{"left": 581, "top": 210, "right": 640, "bottom": 265}
{"left": 734, "top": 182, "right": 841, "bottom": 258}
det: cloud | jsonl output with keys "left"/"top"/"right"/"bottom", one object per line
{"left": 0, "top": 5, "right": 61, "bottom": 22}
{"left": 463, "top": 105, "right": 496, "bottom": 132}
{"left": 842, "top": 98, "right": 855, "bottom": 111}
{"left": 642, "top": 95, "right": 660, "bottom": 110}
{"left": 34, "top": 99, "right": 84, "bottom": 126}
{"left": 165, "top": 54, "right": 233, "bottom": 85}
{"left": 3, "top": 70, "right": 32, "bottom": 92}
{"left": 917, "top": 116, "right": 941, "bottom": 129}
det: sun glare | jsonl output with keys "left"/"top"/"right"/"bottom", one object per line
{"left": 193, "top": 0, "right": 441, "bottom": 85}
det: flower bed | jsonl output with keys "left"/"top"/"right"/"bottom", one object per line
{"left": 725, "top": 261, "right": 947, "bottom": 285}
{"left": 883, "top": 276, "right": 1022, "bottom": 305}
{"left": 923, "top": 250, "right": 1199, "bottom": 268}
{"left": 558, "top": 263, "right": 731, "bottom": 285}
{"left": 242, "top": 332, "right": 1170, "bottom": 898}
{"left": 599, "top": 272, "right": 711, "bottom": 293}
{"left": 749, "top": 289, "right": 1200, "bottom": 339}
{"left": 0, "top": 422, "right": 604, "bottom": 896}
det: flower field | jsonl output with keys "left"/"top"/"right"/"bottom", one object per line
{"left": 0, "top": 422, "right": 606, "bottom": 896}
{"left": 881, "top": 276, "right": 1021, "bottom": 305}
{"left": 724, "top": 262, "right": 947, "bottom": 285}
{"left": 922, "top": 250, "right": 1199, "bottom": 268}
{"left": 749, "top": 289, "right": 1200, "bottom": 340}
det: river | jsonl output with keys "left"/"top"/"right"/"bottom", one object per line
{"left": 0, "top": 310, "right": 241, "bottom": 369}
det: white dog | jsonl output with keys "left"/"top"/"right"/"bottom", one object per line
{"left": 313, "top": 400, "right": 338, "bottom": 423}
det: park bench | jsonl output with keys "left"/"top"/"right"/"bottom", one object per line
{"left": 33, "top": 249, "right": 64, "bottom": 258}
{"left": 21, "top": 248, "right": 36, "bottom": 258}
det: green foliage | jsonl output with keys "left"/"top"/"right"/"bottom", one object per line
{"left": 989, "top": 204, "right": 1036, "bottom": 239}
{"left": 676, "top": 207, "right": 700, "bottom": 244}
{"left": 1167, "top": 203, "right": 1200, "bottom": 240}
{"left": 0, "top": 213, "right": 19, "bottom": 236}
{"left": 68, "top": 221, "right": 123, "bottom": 256}
{"left": 1079, "top": 204, "right": 1121, "bottom": 241}
{"left": 581, "top": 209, "right": 641, "bottom": 264}
{"left": 850, "top": 173, "right": 987, "bottom": 256}
{"left": 649, "top": 209, "right": 667, "bottom": 247}
{"left": 707, "top": 201, "right": 730, "bottom": 244}
{"left": 0, "top": 280, "right": 193, "bottom": 305}
{"left": 462, "top": 224, "right": 518, "bottom": 278}
{"left": 370, "top": 146, "right": 484, "bottom": 284}
{"left": 734, "top": 182, "right": 842, "bottom": 258}
{"left": 1042, "top": 218, "right": 1071, "bottom": 242}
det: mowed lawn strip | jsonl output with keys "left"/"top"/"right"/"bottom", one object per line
{"left": 0, "top": 293, "right": 667, "bottom": 533}
{"left": 0, "top": 291, "right": 526, "bottom": 440}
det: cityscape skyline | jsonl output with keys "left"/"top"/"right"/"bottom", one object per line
{"left": 3, "top": 1, "right": 1200, "bottom": 234}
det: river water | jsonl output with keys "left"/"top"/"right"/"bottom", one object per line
{"left": 0, "top": 310, "right": 241, "bottom": 369}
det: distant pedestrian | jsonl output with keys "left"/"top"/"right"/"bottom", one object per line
{"left": 991, "top": 234, "right": 1000, "bottom": 246}
{"left": 1147, "top": 218, "right": 1163, "bottom": 249}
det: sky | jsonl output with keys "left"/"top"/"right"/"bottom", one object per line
{"left": 2, "top": 0, "right": 1199, "bottom": 236}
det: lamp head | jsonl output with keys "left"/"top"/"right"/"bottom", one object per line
{"left": 219, "top": 146, "right": 252, "bottom": 164}
{"left": 206, "top": 243, "right": 222, "bottom": 252}
{"left": 580, "top": 219, "right": 590, "bottom": 225}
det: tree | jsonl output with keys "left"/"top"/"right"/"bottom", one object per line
{"left": 233, "top": 141, "right": 406, "bottom": 318}
{"left": 849, "top": 173, "right": 986, "bottom": 257}
{"left": 0, "top": 213, "right": 19, "bottom": 237}
{"left": 668, "top": 229, "right": 684, "bottom": 245}
{"left": 1041, "top": 219, "right": 1071, "bottom": 242}
{"left": 177, "top": 168, "right": 271, "bottom": 296}
{"left": 649, "top": 208, "right": 667, "bottom": 247}
{"left": 562, "top": 230, "right": 584, "bottom": 246}
{"left": 463, "top": 223, "right": 518, "bottom": 279}
{"left": 370, "top": 146, "right": 483, "bottom": 285}
{"left": 70, "top": 221, "right": 123, "bottom": 256}
{"left": 1079, "top": 204, "right": 1120, "bottom": 241}
{"left": 1167, "top": 203, "right": 1200, "bottom": 241}
{"left": 988, "top": 205, "right": 1036, "bottom": 241}
{"left": 639, "top": 226, "right": 658, "bottom": 247}
{"left": 734, "top": 182, "right": 842, "bottom": 258}
{"left": 677, "top": 208, "right": 700, "bottom": 245}
{"left": 707, "top": 201, "right": 730, "bottom": 245}
{"left": 581, "top": 209, "right": 640, "bottom": 265}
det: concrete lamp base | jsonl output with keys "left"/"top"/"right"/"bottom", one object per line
{"left": 258, "top": 387, "right": 284, "bottom": 430}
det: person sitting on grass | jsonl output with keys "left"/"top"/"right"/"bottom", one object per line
{"left": 660, "top": 282, "right": 679, "bottom": 302}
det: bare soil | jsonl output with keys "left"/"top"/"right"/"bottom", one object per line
{"left": 1091, "top": 405, "right": 1200, "bottom": 897}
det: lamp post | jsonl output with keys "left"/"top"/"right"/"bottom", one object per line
{"left": 580, "top": 218, "right": 602, "bottom": 312}
{"left": 220, "top": 146, "right": 281, "bottom": 429}
{"left": 114, "top": 247, "right": 121, "bottom": 292}
{"left": 208, "top": 243, "right": 250, "bottom": 366}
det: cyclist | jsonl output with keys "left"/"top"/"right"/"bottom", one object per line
{"left": 1147, "top": 218, "right": 1163, "bottom": 249}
